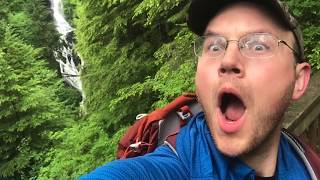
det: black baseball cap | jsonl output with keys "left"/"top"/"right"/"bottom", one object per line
{"left": 187, "top": 0, "right": 305, "bottom": 60}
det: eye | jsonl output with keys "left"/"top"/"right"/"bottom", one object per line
{"left": 252, "top": 44, "right": 268, "bottom": 51}
{"left": 239, "top": 33, "right": 276, "bottom": 58}
{"left": 245, "top": 41, "right": 270, "bottom": 52}
{"left": 208, "top": 44, "right": 222, "bottom": 52}
{"left": 201, "top": 36, "right": 226, "bottom": 57}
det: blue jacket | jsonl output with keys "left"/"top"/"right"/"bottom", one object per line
{"left": 79, "top": 112, "right": 311, "bottom": 179}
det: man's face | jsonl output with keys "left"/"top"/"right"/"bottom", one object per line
{"left": 195, "top": 3, "right": 308, "bottom": 157}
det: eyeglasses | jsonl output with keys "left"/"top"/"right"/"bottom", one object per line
{"left": 193, "top": 33, "right": 298, "bottom": 59}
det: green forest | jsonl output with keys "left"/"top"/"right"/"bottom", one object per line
{"left": 0, "top": 0, "right": 319, "bottom": 179}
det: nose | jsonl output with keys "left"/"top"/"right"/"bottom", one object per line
{"left": 218, "top": 42, "right": 244, "bottom": 78}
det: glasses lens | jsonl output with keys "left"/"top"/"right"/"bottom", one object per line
{"left": 240, "top": 33, "right": 278, "bottom": 58}
{"left": 194, "top": 36, "right": 226, "bottom": 58}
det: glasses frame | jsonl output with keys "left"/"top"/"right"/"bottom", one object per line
{"left": 193, "top": 32, "right": 299, "bottom": 59}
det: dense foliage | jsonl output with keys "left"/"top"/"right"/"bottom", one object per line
{"left": 38, "top": 0, "right": 320, "bottom": 179}
{"left": 287, "top": 0, "right": 320, "bottom": 70}
{"left": 1, "top": 0, "right": 319, "bottom": 179}
{"left": 0, "top": 0, "right": 76, "bottom": 179}
{"left": 38, "top": 0, "right": 196, "bottom": 179}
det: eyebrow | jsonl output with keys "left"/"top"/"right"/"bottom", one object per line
{"left": 203, "top": 29, "right": 278, "bottom": 38}
{"left": 203, "top": 30, "right": 220, "bottom": 37}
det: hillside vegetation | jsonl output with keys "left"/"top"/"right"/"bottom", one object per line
{"left": 0, "top": 0, "right": 319, "bottom": 179}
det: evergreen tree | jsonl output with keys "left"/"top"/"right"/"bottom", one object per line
{"left": 0, "top": 0, "right": 78, "bottom": 178}
{"left": 0, "top": 27, "right": 72, "bottom": 179}
{"left": 10, "top": 0, "right": 60, "bottom": 68}
{"left": 33, "top": 0, "right": 320, "bottom": 179}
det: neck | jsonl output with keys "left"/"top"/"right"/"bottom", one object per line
{"left": 240, "top": 126, "right": 282, "bottom": 177}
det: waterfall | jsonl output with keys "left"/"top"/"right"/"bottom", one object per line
{"left": 50, "top": 0, "right": 85, "bottom": 108}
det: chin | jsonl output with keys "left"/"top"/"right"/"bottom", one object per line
{"left": 212, "top": 131, "right": 250, "bottom": 157}
{"left": 219, "top": 148, "right": 244, "bottom": 157}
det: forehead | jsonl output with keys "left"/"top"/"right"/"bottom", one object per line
{"left": 205, "top": 2, "right": 290, "bottom": 38}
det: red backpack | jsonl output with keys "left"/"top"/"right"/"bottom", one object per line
{"left": 117, "top": 93, "right": 199, "bottom": 159}
{"left": 116, "top": 93, "right": 320, "bottom": 179}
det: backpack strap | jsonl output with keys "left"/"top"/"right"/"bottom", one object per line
{"left": 158, "top": 100, "right": 202, "bottom": 146}
{"left": 282, "top": 129, "right": 320, "bottom": 180}
{"left": 159, "top": 97, "right": 202, "bottom": 157}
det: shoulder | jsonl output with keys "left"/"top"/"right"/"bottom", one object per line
{"left": 177, "top": 112, "right": 210, "bottom": 147}
{"left": 281, "top": 130, "right": 320, "bottom": 179}
{"left": 175, "top": 112, "right": 216, "bottom": 175}
{"left": 78, "top": 145, "right": 187, "bottom": 180}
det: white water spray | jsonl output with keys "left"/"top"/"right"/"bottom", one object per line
{"left": 50, "top": 0, "right": 85, "bottom": 105}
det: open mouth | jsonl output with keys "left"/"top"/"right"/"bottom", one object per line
{"left": 219, "top": 92, "right": 246, "bottom": 121}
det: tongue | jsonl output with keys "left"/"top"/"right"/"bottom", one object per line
{"left": 225, "top": 100, "right": 245, "bottom": 121}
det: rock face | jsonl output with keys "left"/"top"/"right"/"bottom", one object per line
{"left": 284, "top": 71, "right": 320, "bottom": 150}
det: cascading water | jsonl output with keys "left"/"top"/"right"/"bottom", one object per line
{"left": 50, "top": 0, "right": 85, "bottom": 108}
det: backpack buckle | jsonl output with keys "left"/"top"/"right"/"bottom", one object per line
{"left": 176, "top": 105, "right": 192, "bottom": 120}
{"left": 129, "top": 142, "right": 142, "bottom": 152}
{"left": 176, "top": 111, "right": 191, "bottom": 120}
{"left": 129, "top": 141, "right": 151, "bottom": 152}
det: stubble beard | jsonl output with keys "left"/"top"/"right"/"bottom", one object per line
{"left": 203, "top": 81, "right": 295, "bottom": 158}
{"left": 240, "top": 85, "right": 293, "bottom": 157}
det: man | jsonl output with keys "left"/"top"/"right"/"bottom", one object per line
{"left": 80, "top": 0, "right": 318, "bottom": 179}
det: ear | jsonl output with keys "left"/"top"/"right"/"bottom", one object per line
{"left": 292, "top": 62, "right": 311, "bottom": 100}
